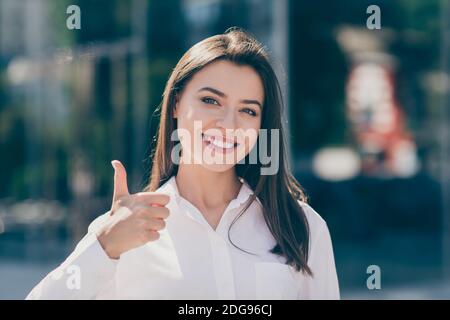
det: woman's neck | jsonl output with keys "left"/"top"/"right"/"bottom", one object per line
{"left": 175, "top": 163, "right": 242, "bottom": 211}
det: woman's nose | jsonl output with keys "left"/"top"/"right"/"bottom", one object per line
{"left": 216, "top": 108, "right": 237, "bottom": 129}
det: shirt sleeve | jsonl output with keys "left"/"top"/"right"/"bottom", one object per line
{"left": 25, "top": 212, "right": 118, "bottom": 300}
{"left": 298, "top": 222, "right": 340, "bottom": 300}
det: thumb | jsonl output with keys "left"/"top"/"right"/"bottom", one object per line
{"left": 111, "top": 160, "right": 129, "bottom": 202}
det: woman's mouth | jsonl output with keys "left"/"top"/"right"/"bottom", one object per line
{"left": 202, "top": 133, "right": 239, "bottom": 154}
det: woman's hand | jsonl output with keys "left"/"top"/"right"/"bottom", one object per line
{"left": 96, "top": 160, "right": 170, "bottom": 259}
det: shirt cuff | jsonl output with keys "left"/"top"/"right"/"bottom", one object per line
{"left": 29, "top": 233, "right": 118, "bottom": 299}
{"left": 62, "top": 232, "right": 118, "bottom": 285}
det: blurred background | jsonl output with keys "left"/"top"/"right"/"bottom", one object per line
{"left": 0, "top": 0, "right": 449, "bottom": 299}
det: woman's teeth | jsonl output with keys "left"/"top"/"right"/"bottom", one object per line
{"left": 211, "top": 139, "right": 234, "bottom": 149}
{"left": 203, "top": 134, "right": 236, "bottom": 149}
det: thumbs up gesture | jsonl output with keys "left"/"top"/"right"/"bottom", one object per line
{"left": 96, "top": 160, "right": 170, "bottom": 259}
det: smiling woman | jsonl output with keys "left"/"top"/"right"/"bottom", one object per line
{"left": 26, "top": 27, "right": 340, "bottom": 300}
{"left": 172, "top": 59, "right": 263, "bottom": 170}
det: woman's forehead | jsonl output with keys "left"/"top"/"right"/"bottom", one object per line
{"left": 185, "top": 60, "right": 264, "bottom": 102}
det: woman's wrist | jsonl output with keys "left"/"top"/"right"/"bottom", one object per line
{"left": 96, "top": 229, "right": 121, "bottom": 260}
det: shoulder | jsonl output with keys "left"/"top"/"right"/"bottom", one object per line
{"left": 296, "top": 200, "right": 334, "bottom": 255}
{"left": 297, "top": 200, "right": 328, "bottom": 235}
{"left": 295, "top": 200, "right": 340, "bottom": 299}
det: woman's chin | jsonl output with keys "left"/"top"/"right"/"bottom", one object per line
{"left": 197, "top": 161, "right": 237, "bottom": 173}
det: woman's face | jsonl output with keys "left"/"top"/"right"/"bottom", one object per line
{"left": 173, "top": 59, "right": 264, "bottom": 172}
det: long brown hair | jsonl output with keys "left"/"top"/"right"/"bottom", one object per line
{"left": 144, "top": 27, "right": 312, "bottom": 276}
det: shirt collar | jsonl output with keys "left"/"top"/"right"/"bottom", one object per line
{"left": 157, "top": 175, "right": 255, "bottom": 212}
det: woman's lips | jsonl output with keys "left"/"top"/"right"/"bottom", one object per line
{"left": 202, "top": 133, "right": 239, "bottom": 154}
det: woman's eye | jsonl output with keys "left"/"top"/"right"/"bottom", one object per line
{"left": 201, "top": 97, "right": 219, "bottom": 105}
{"left": 242, "top": 108, "right": 257, "bottom": 117}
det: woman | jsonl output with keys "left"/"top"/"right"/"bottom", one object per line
{"left": 27, "top": 28, "right": 339, "bottom": 300}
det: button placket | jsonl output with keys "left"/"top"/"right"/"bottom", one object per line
{"left": 207, "top": 229, "right": 236, "bottom": 299}
{"left": 156, "top": 176, "right": 259, "bottom": 299}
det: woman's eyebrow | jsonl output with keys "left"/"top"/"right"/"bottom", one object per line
{"left": 198, "top": 87, "right": 262, "bottom": 109}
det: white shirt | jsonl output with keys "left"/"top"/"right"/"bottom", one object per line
{"left": 26, "top": 176, "right": 340, "bottom": 300}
